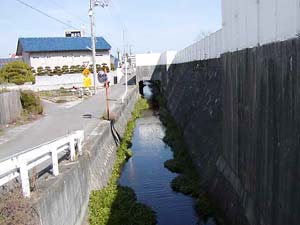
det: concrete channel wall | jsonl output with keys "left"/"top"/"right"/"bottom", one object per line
{"left": 35, "top": 88, "right": 139, "bottom": 225}
{"left": 137, "top": 37, "right": 300, "bottom": 225}
{"left": 0, "top": 91, "right": 22, "bottom": 125}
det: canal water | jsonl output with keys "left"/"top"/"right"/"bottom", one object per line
{"left": 118, "top": 83, "right": 203, "bottom": 225}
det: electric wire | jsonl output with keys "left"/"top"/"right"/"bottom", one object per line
{"left": 47, "top": 0, "right": 89, "bottom": 25}
{"left": 16, "top": 0, "right": 92, "bottom": 36}
{"left": 16, "top": 0, "right": 80, "bottom": 31}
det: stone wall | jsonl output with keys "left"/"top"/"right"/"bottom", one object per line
{"left": 160, "top": 38, "right": 300, "bottom": 225}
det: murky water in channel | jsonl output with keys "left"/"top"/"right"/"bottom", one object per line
{"left": 118, "top": 83, "right": 200, "bottom": 224}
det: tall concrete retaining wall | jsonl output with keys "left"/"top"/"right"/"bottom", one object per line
{"left": 159, "top": 38, "right": 300, "bottom": 225}
{"left": 35, "top": 88, "right": 139, "bottom": 225}
{"left": 0, "top": 91, "right": 22, "bottom": 125}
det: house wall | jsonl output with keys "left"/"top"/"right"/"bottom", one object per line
{"left": 28, "top": 50, "right": 110, "bottom": 70}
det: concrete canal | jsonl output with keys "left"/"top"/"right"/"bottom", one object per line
{"left": 118, "top": 83, "right": 216, "bottom": 225}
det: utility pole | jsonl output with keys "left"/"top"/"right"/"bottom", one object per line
{"left": 89, "top": 0, "right": 109, "bottom": 94}
{"left": 89, "top": 0, "right": 97, "bottom": 94}
{"left": 121, "top": 29, "right": 128, "bottom": 102}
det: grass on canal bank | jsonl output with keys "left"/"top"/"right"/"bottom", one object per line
{"left": 88, "top": 98, "right": 157, "bottom": 225}
{"left": 155, "top": 95, "right": 224, "bottom": 225}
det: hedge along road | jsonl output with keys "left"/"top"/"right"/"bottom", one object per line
{"left": 0, "top": 76, "right": 135, "bottom": 160}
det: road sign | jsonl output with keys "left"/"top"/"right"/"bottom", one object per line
{"left": 82, "top": 68, "right": 90, "bottom": 77}
{"left": 97, "top": 71, "right": 107, "bottom": 83}
{"left": 83, "top": 76, "right": 91, "bottom": 88}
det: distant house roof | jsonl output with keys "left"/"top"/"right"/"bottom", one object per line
{"left": 0, "top": 58, "right": 22, "bottom": 69}
{"left": 16, "top": 37, "right": 111, "bottom": 55}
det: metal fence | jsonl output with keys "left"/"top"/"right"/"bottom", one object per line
{"left": 0, "top": 130, "right": 84, "bottom": 197}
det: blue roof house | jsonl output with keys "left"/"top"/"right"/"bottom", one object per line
{"left": 16, "top": 37, "right": 111, "bottom": 70}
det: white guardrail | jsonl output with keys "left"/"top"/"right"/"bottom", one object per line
{"left": 0, "top": 130, "right": 84, "bottom": 197}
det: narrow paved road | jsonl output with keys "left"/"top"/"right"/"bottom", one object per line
{"left": 0, "top": 78, "right": 136, "bottom": 160}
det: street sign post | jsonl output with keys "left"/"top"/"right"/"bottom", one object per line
{"left": 98, "top": 70, "right": 110, "bottom": 120}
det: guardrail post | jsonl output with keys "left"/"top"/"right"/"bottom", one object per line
{"left": 51, "top": 148, "right": 59, "bottom": 176}
{"left": 75, "top": 130, "right": 84, "bottom": 155}
{"left": 19, "top": 160, "right": 30, "bottom": 197}
{"left": 70, "top": 137, "right": 76, "bottom": 161}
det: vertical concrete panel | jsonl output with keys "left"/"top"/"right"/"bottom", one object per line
{"left": 0, "top": 91, "right": 22, "bottom": 125}
{"left": 204, "top": 36, "right": 210, "bottom": 59}
{"left": 209, "top": 35, "right": 214, "bottom": 59}
{"left": 276, "top": 0, "right": 296, "bottom": 41}
{"left": 246, "top": 0, "right": 259, "bottom": 47}
{"left": 259, "top": 0, "right": 277, "bottom": 45}
{"left": 297, "top": 0, "right": 300, "bottom": 34}
{"left": 215, "top": 30, "right": 222, "bottom": 58}
{"left": 200, "top": 39, "right": 205, "bottom": 60}
{"left": 221, "top": 0, "right": 227, "bottom": 53}
{"left": 196, "top": 41, "right": 201, "bottom": 60}
{"left": 237, "top": 0, "right": 248, "bottom": 50}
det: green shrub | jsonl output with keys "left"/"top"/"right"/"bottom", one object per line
{"left": 0, "top": 61, "right": 35, "bottom": 85}
{"left": 70, "top": 65, "right": 76, "bottom": 73}
{"left": 62, "top": 65, "right": 69, "bottom": 74}
{"left": 20, "top": 90, "right": 43, "bottom": 114}
{"left": 44, "top": 66, "right": 52, "bottom": 75}
{"left": 30, "top": 67, "right": 36, "bottom": 74}
{"left": 75, "top": 65, "right": 81, "bottom": 73}
{"left": 110, "top": 63, "right": 115, "bottom": 71}
{"left": 53, "top": 66, "right": 62, "bottom": 75}
{"left": 36, "top": 66, "right": 45, "bottom": 76}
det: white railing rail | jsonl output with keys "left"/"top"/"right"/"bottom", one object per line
{"left": 0, "top": 130, "right": 84, "bottom": 197}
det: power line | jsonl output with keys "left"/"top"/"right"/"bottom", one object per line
{"left": 47, "top": 0, "right": 89, "bottom": 25}
{"left": 16, "top": 0, "right": 80, "bottom": 31}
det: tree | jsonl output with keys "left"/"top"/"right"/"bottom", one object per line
{"left": 0, "top": 61, "right": 35, "bottom": 85}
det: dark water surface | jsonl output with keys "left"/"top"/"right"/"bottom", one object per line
{"left": 118, "top": 111, "right": 199, "bottom": 225}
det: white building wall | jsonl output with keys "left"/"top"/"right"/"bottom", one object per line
{"left": 136, "top": 53, "right": 161, "bottom": 66}
{"left": 169, "top": 0, "right": 300, "bottom": 65}
{"left": 29, "top": 50, "right": 110, "bottom": 70}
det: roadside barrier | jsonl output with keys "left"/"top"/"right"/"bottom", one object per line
{"left": 0, "top": 130, "right": 84, "bottom": 197}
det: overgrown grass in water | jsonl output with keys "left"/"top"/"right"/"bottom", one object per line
{"left": 89, "top": 98, "right": 157, "bottom": 225}
{"left": 156, "top": 95, "right": 224, "bottom": 224}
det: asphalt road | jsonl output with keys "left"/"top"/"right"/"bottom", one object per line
{"left": 0, "top": 78, "right": 136, "bottom": 160}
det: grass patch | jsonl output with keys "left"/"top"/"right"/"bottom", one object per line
{"left": 155, "top": 94, "right": 224, "bottom": 224}
{"left": 89, "top": 98, "right": 157, "bottom": 225}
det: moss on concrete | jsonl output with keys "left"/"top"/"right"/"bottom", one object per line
{"left": 156, "top": 94, "right": 224, "bottom": 224}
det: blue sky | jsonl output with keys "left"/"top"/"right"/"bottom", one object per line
{"left": 0, "top": 0, "right": 221, "bottom": 58}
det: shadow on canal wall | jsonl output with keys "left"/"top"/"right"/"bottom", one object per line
{"left": 137, "top": 38, "right": 300, "bottom": 225}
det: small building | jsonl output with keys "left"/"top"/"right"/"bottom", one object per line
{"left": 16, "top": 37, "right": 111, "bottom": 71}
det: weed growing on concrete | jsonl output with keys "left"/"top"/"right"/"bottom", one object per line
{"left": 89, "top": 98, "right": 157, "bottom": 225}
{"left": 155, "top": 94, "right": 224, "bottom": 224}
